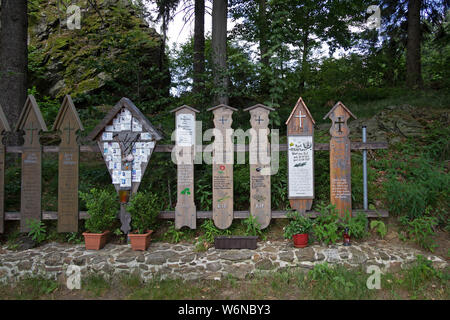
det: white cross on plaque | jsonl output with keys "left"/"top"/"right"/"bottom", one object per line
{"left": 295, "top": 110, "right": 306, "bottom": 128}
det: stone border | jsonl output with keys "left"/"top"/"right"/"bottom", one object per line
{"left": 0, "top": 240, "right": 447, "bottom": 284}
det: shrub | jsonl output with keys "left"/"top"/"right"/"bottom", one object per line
{"left": 401, "top": 215, "right": 438, "bottom": 252}
{"left": 312, "top": 203, "right": 341, "bottom": 245}
{"left": 127, "top": 191, "right": 161, "bottom": 234}
{"left": 79, "top": 188, "right": 119, "bottom": 233}
{"left": 283, "top": 210, "right": 314, "bottom": 239}
{"left": 370, "top": 220, "right": 387, "bottom": 239}
{"left": 341, "top": 212, "right": 368, "bottom": 239}
{"left": 26, "top": 218, "right": 47, "bottom": 244}
{"left": 242, "top": 214, "right": 265, "bottom": 239}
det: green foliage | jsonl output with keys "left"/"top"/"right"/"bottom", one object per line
{"left": 283, "top": 210, "right": 314, "bottom": 239}
{"left": 127, "top": 191, "right": 161, "bottom": 234}
{"left": 402, "top": 255, "right": 445, "bottom": 293}
{"left": 65, "top": 232, "right": 84, "bottom": 244}
{"left": 242, "top": 214, "right": 265, "bottom": 239}
{"left": 79, "top": 188, "right": 119, "bottom": 233}
{"left": 401, "top": 215, "right": 438, "bottom": 252}
{"left": 341, "top": 212, "right": 368, "bottom": 239}
{"left": 370, "top": 220, "right": 387, "bottom": 239}
{"left": 25, "top": 218, "right": 47, "bottom": 244}
{"left": 82, "top": 274, "right": 111, "bottom": 297}
{"left": 164, "top": 223, "right": 184, "bottom": 243}
{"left": 312, "top": 203, "right": 341, "bottom": 245}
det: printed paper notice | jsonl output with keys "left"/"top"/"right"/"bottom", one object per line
{"left": 288, "top": 135, "right": 314, "bottom": 198}
{"left": 176, "top": 113, "right": 195, "bottom": 147}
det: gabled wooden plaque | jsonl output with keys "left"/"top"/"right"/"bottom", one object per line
{"left": 323, "top": 102, "right": 357, "bottom": 217}
{"left": 52, "top": 96, "right": 84, "bottom": 233}
{"left": 286, "top": 97, "right": 315, "bottom": 213}
{"left": 16, "top": 95, "right": 48, "bottom": 232}
{"left": 171, "top": 105, "right": 199, "bottom": 229}
{"left": 88, "top": 98, "right": 163, "bottom": 233}
{"left": 0, "top": 104, "right": 11, "bottom": 233}
{"left": 208, "top": 104, "right": 237, "bottom": 230}
{"left": 244, "top": 104, "right": 274, "bottom": 229}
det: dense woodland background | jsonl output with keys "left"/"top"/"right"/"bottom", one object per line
{"left": 0, "top": 0, "right": 448, "bottom": 250}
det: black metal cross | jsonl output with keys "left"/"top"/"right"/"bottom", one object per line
{"left": 25, "top": 122, "right": 38, "bottom": 145}
{"left": 219, "top": 116, "right": 228, "bottom": 125}
{"left": 256, "top": 115, "right": 264, "bottom": 125}
{"left": 63, "top": 121, "right": 75, "bottom": 144}
{"left": 335, "top": 117, "right": 345, "bottom": 133}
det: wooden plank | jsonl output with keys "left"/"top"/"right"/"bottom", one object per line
{"left": 53, "top": 96, "right": 83, "bottom": 232}
{"left": 209, "top": 105, "right": 236, "bottom": 229}
{"left": 324, "top": 102, "right": 357, "bottom": 217}
{"left": 0, "top": 104, "right": 10, "bottom": 233}
{"left": 286, "top": 97, "right": 315, "bottom": 213}
{"left": 16, "top": 96, "right": 47, "bottom": 232}
{"left": 245, "top": 104, "right": 273, "bottom": 229}
{"left": 173, "top": 106, "right": 198, "bottom": 229}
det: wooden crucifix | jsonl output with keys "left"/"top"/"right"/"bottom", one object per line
{"left": 16, "top": 95, "right": 48, "bottom": 232}
{"left": 208, "top": 104, "right": 237, "bottom": 230}
{"left": 286, "top": 97, "right": 315, "bottom": 213}
{"left": 0, "top": 104, "right": 11, "bottom": 233}
{"left": 88, "top": 98, "right": 163, "bottom": 234}
{"left": 244, "top": 104, "right": 274, "bottom": 229}
{"left": 52, "top": 96, "right": 84, "bottom": 233}
{"left": 323, "top": 101, "right": 357, "bottom": 217}
{"left": 171, "top": 105, "right": 199, "bottom": 230}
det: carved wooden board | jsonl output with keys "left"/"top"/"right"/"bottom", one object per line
{"left": 0, "top": 104, "right": 10, "bottom": 233}
{"left": 245, "top": 104, "right": 273, "bottom": 229}
{"left": 286, "top": 97, "right": 315, "bottom": 213}
{"left": 53, "top": 96, "right": 84, "bottom": 233}
{"left": 173, "top": 106, "right": 198, "bottom": 229}
{"left": 209, "top": 105, "right": 236, "bottom": 229}
{"left": 324, "top": 102, "right": 356, "bottom": 217}
{"left": 16, "top": 96, "right": 47, "bottom": 232}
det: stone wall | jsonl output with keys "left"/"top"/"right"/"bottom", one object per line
{"left": 0, "top": 240, "right": 447, "bottom": 284}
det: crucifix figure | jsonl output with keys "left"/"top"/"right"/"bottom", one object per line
{"left": 63, "top": 121, "right": 75, "bottom": 144}
{"left": 255, "top": 115, "right": 264, "bottom": 125}
{"left": 335, "top": 117, "right": 345, "bottom": 133}
{"left": 219, "top": 116, "right": 228, "bottom": 125}
{"left": 26, "top": 122, "right": 38, "bottom": 144}
{"left": 295, "top": 110, "right": 306, "bottom": 128}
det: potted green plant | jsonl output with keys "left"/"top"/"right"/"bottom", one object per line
{"left": 283, "top": 211, "right": 313, "bottom": 248}
{"left": 79, "top": 188, "right": 119, "bottom": 250}
{"left": 126, "top": 191, "right": 160, "bottom": 251}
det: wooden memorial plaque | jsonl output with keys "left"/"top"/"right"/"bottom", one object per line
{"left": 88, "top": 98, "right": 163, "bottom": 233}
{"left": 208, "top": 104, "right": 237, "bottom": 230}
{"left": 53, "top": 96, "right": 84, "bottom": 232}
{"left": 171, "top": 105, "right": 199, "bottom": 229}
{"left": 244, "top": 104, "right": 274, "bottom": 229}
{"left": 0, "top": 104, "right": 11, "bottom": 233}
{"left": 323, "top": 102, "right": 356, "bottom": 217}
{"left": 16, "top": 95, "right": 48, "bottom": 232}
{"left": 286, "top": 97, "right": 315, "bottom": 213}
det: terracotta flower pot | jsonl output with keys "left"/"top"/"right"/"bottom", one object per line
{"left": 293, "top": 233, "right": 308, "bottom": 248}
{"left": 82, "top": 231, "right": 110, "bottom": 250}
{"left": 128, "top": 230, "right": 153, "bottom": 251}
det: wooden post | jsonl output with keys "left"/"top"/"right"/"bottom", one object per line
{"left": 87, "top": 98, "right": 163, "bottom": 233}
{"left": 15, "top": 95, "right": 48, "bottom": 232}
{"left": 0, "top": 104, "right": 11, "bottom": 233}
{"left": 244, "top": 104, "right": 274, "bottom": 229}
{"left": 323, "top": 102, "right": 357, "bottom": 217}
{"left": 171, "top": 105, "right": 199, "bottom": 230}
{"left": 208, "top": 104, "right": 237, "bottom": 229}
{"left": 52, "top": 96, "right": 84, "bottom": 233}
{"left": 285, "top": 97, "right": 315, "bottom": 213}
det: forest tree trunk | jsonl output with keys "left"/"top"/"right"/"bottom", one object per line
{"left": 212, "top": 0, "right": 228, "bottom": 105}
{"left": 259, "top": 0, "right": 270, "bottom": 93}
{"left": 0, "top": 0, "right": 28, "bottom": 139}
{"left": 193, "top": 0, "right": 205, "bottom": 95}
{"left": 406, "top": 0, "right": 423, "bottom": 88}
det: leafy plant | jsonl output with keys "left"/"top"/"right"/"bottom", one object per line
{"left": 242, "top": 214, "right": 265, "bottom": 239}
{"left": 79, "top": 188, "right": 118, "bottom": 233}
{"left": 65, "top": 232, "right": 84, "bottom": 244}
{"left": 370, "top": 220, "right": 387, "bottom": 239}
{"left": 127, "top": 191, "right": 161, "bottom": 234}
{"left": 312, "top": 203, "right": 341, "bottom": 245}
{"left": 283, "top": 210, "right": 313, "bottom": 239}
{"left": 26, "top": 219, "right": 47, "bottom": 244}
{"left": 402, "top": 216, "right": 438, "bottom": 252}
{"left": 341, "top": 212, "right": 368, "bottom": 239}
{"left": 164, "top": 222, "right": 184, "bottom": 243}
